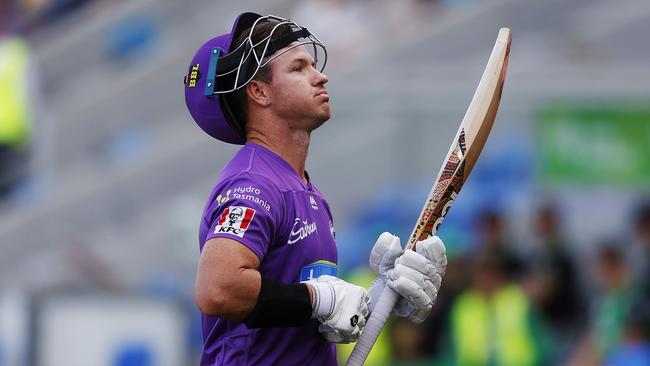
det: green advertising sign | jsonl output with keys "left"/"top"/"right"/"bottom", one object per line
{"left": 537, "top": 102, "right": 650, "bottom": 186}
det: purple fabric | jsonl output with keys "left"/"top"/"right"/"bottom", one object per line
{"left": 184, "top": 34, "right": 244, "bottom": 144}
{"left": 184, "top": 13, "right": 260, "bottom": 145}
{"left": 198, "top": 142, "right": 339, "bottom": 366}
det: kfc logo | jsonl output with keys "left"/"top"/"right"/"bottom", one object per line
{"left": 214, "top": 206, "right": 256, "bottom": 238}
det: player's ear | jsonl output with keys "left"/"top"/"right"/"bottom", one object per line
{"left": 246, "top": 80, "right": 270, "bottom": 107}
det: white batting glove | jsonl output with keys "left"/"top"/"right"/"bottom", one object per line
{"left": 367, "top": 232, "right": 403, "bottom": 310}
{"left": 305, "top": 275, "right": 370, "bottom": 343}
{"left": 368, "top": 232, "right": 447, "bottom": 324}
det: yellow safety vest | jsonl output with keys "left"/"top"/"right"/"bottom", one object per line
{"left": 451, "top": 285, "right": 537, "bottom": 366}
{"left": 0, "top": 37, "right": 32, "bottom": 147}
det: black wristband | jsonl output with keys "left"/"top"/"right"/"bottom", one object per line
{"left": 244, "top": 277, "right": 312, "bottom": 328}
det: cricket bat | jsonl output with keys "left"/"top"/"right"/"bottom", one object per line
{"left": 346, "top": 27, "right": 512, "bottom": 366}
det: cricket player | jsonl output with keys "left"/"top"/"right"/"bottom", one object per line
{"left": 184, "top": 13, "right": 447, "bottom": 365}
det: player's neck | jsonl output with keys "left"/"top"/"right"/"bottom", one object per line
{"left": 247, "top": 125, "right": 310, "bottom": 184}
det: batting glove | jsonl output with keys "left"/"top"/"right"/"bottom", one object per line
{"left": 305, "top": 275, "right": 370, "bottom": 343}
{"left": 368, "top": 232, "right": 447, "bottom": 324}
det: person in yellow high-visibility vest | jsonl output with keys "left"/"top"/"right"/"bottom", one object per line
{"left": 450, "top": 252, "right": 550, "bottom": 366}
{"left": 0, "top": 26, "right": 34, "bottom": 196}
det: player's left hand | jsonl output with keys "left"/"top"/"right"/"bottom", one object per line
{"left": 368, "top": 232, "right": 447, "bottom": 324}
{"left": 306, "top": 275, "right": 370, "bottom": 344}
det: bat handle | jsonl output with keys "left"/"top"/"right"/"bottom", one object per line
{"left": 346, "top": 286, "right": 400, "bottom": 366}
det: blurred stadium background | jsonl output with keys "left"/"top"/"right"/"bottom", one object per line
{"left": 1, "top": 0, "right": 650, "bottom": 365}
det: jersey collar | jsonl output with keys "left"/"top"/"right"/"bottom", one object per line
{"left": 245, "top": 142, "right": 313, "bottom": 191}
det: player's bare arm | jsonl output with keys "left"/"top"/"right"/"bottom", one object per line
{"left": 195, "top": 237, "right": 261, "bottom": 320}
{"left": 196, "top": 236, "right": 370, "bottom": 340}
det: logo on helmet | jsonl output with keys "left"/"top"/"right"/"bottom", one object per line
{"left": 185, "top": 63, "right": 201, "bottom": 88}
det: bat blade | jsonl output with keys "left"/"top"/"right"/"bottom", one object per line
{"left": 347, "top": 28, "right": 512, "bottom": 366}
{"left": 406, "top": 27, "right": 511, "bottom": 249}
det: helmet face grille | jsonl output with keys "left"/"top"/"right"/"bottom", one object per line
{"left": 211, "top": 15, "right": 328, "bottom": 95}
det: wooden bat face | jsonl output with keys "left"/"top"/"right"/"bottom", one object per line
{"left": 406, "top": 28, "right": 511, "bottom": 250}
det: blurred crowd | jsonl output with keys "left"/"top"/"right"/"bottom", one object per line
{"left": 0, "top": 1, "right": 37, "bottom": 200}
{"left": 0, "top": 0, "right": 149, "bottom": 203}
{"left": 2, "top": 0, "right": 650, "bottom": 365}
{"left": 339, "top": 201, "right": 650, "bottom": 365}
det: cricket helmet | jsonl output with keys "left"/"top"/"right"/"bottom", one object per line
{"left": 184, "top": 12, "right": 327, "bottom": 144}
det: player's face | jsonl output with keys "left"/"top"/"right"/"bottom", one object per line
{"left": 266, "top": 45, "right": 330, "bottom": 131}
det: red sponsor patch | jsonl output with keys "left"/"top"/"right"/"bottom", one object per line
{"left": 214, "top": 206, "right": 256, "bottom": 238}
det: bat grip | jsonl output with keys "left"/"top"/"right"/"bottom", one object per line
{"left": 346, "top": 286, "right": 400, "bottom": 366}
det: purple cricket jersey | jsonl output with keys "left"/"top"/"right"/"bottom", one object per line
{"left": 198, "top": 142, "right": 339, "bottom": 366}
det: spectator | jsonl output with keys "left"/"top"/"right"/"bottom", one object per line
{"left": 627, "top": 202, "right": 650, "bottom": 359}
{"left": 571, "top": 243, "right": 635, "bottom": 365}
{"left": 605, "top": 305, "right": 650, "bottom": 366}
{"left": 593, "top": 244, "right": 635, "bottom": 356}
{"left": 449, "top": 252, "right": 549, "bottom": 366}
{"left": 630, "top": 202, "right": 650, "bottom": 302}
{"left": 0, "top": 5, "right": 35, "bottom": 197}
{"left": 477, "top": 210, "right": 525, "bottom": 280}
{"left": 524, "top": 203, "right": 583, "bottom": 361}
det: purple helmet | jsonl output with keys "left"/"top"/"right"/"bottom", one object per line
{"left": 184, "top": 12, "right": 327, "bottom": 144}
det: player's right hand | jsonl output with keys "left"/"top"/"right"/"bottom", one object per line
{"left": 305, "top": 275, "right": 370, "bottom": 343}
{"left": 367, "top": 232, "right": 447, "bottom": 324}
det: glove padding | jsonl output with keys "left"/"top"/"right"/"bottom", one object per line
{"left": 368, "top": 232, "right": 447, "bottom": 324}
{"left": 306, "top": 275, "right": 370, "bottom": 343}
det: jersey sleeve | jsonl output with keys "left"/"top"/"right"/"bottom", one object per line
{"left": 204, "top": 173, "right": 283, "bottom": 261}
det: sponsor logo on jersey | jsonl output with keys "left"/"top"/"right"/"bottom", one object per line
{"left": 310, "top": 196, "right": 318, "bottom": 210}
{"left": 287, "top": 218, "right": 318, "bottom": 245}
{"left": 216, "top": 189, "right": 231, "bottom": 206}
{"left": 231, "top": 185, "right": 271, "bottom": 211}
{"left": 234, "top": 185, "right": 261, "bottom": 195}
{"left": 299, "top": 260, "right": 337, "bottom": 282}
{"left": 214, "top": 206, "right": 256, "bottom": 237}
